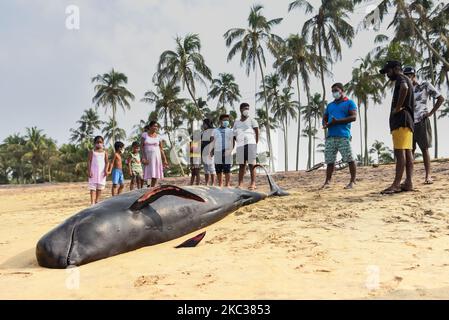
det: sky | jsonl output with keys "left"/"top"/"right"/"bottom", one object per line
{"left": 1, "top": 0, "right": 448, "bottom": 171}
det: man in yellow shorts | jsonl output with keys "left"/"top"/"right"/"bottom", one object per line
{"left": 379, "top": 61, "right": 415, "bottom": 194}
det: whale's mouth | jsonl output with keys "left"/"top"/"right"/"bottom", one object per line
{"left": 65, "top": 224, "right": 77, "bottom": 267}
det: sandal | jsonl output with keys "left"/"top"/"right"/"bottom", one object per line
{"left": 381, "top": 187, "right": 402, "bottom": 194}
{"left": 424, "top": 180, "right": 433, "bottom": 185}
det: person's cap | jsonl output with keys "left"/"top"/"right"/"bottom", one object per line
{"left": 379, "top": 60, "right": 402, "bottom": 74}
{"left": 403, "top": 66, "right": 416, "bottom": 75}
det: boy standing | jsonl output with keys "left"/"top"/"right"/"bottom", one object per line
{"left": 211, "top": 114, "right": 234, "bottom": 187}
{"left": 127, "top": 141, "right": 144, "bottom": 190}
{"left": 109, "top": 141, "right": 125, "bottom": 196}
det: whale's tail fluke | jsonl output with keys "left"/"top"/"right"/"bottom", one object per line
{"left": 253, "top": 165, "right": 289, "bottom": 197}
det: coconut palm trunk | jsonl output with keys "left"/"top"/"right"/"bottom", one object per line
{"left": 257, "top": 54, "right": 275, "bottom": 172}
{"left": 295, "top": 68, "right": 302, "bottom": 171}
{"left": 357, "top": 98, "right": 363, "bottom": 163}
{"left": 426, "top": 33, "right": 438, "bottom": 158}
{"left": 364, "top": 101, "right": 369, "bottom": 166}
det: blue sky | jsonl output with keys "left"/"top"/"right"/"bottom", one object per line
{"left": 1, "top": 0, "right": 448, "bottom": 170}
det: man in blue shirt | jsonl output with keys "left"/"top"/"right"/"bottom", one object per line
{"left": 322, "top": 83, "right": 357, "bottom": 189}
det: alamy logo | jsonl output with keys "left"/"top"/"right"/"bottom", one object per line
{"left": 65, "top": 5, "right": 80, "bottom": 30}
{"left": 65, "top": 265, "right": 80, "bottom": 289}
{"left": 365, "top": 265, "right": 380, "bottom": 291}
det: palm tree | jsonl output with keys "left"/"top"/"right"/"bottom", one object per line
{"left": 272, "top": 87, "right": 298, "bottom": 171}
{"left": 102, "top": 118, "right": 126, "bottom": 145}
{"left": 184, "top": 102, "right": 204, "bottom": 136}
{"left": 208, "top": 73, "right": 241, "bottom": 113}
{"left": 24, "top": 127, "right": 47, "bottom": 183}
{"left": 156, "top": 34, "right": 212, "bottom": 109}
{"left": 141, "top": 79, "right": 186, "bottom": 146}
{"left": 92, "top": 69, "right": 135, "bottom": 145}
{"left": 289, "top": 0, "right": 355, "bottom": 113}
{"left": 356, "top": 0, "right": 449, "bottom": 69}
{"left": 70, "top": 108, "right": 102, "bottom": 145}
{"left": 224, "top": 4, "right": 283, "bottom": 171}
{"left": 302, "top": 93, "right": 322, "bottom": 169}
{"left": 273, "top": 34, "right": 321, "bottom": 171}
{"left": 345, "top": 54, "right": 384, "bottom": 166}
{"left": 3, "top": 134, "right": 27, "bottom": 183}
{"left": 369, "top": 140, "right": 388, "bottom": 164}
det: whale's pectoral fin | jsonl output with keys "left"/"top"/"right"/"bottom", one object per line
{"left": 175, "top": 231, "right": 206, "bottom": 248}
{"left": 129, "top": 185, "right": 206, "bottom": 211}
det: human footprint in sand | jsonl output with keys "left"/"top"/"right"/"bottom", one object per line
{"left": 321, "top": 83, "right": 358, "bottom": 190}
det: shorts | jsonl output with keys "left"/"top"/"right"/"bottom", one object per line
{"left": 324, "top": 136, "right": 354, "bottom": 164}
{"left": 112, "top": 168, "right": 124, "bottom": 185}
{"left": 236, "top": 144, "right": 257, "bottom": 165}
{"left": 130, "top": 172, "right": 143, "bottom": 184}
{"left": 215, "top": 164, "right": 231, "bottom": 174}
{"left": 203, "top": 163, "right": 216, "bottom": 175}
{"left": 88, "top": 183, "right": 105, "bottom": 191}
{"left": 413, "top": 118, "right": 432, "bottom": 150}
{"left": 392, "top": 127, "right": 413, "bottom": 150}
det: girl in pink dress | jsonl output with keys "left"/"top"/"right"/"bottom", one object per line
{"left": 87, "top": 136, "right": 108, "bottom": 205}
{"left": 142, "top": 121, "right": 169, "bottom": 187}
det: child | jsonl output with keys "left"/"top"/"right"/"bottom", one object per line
{"left": 87, "top": 136, "right": 108, "bottom": 205}
{"left": 127, "top": 141, "right": 144, "bottom": 190}
{"left": 108, "top": 141, "right": 125, "bottom": 196}
{"left": 201, "top": 118, "right": 216, "bottom": 186}
{"left": 189, "top": 138, "right": 201, "bottom": 186}
{"left": 211, "top": 114, "right": 234, "bottom": 187}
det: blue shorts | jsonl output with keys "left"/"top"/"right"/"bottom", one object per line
{"left": 112, "top": 168, "right": 124, "bottom": 185}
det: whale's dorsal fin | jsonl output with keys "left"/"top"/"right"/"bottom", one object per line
{"left": 130, "top": 185, "right": 206, "bottom": 211}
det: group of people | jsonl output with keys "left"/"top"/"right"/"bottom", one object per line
{"left": 87, "top": 121, "right": 169, "bottom": 205}
{"left": 190, "top": 102, "right": 259, "bottom": 189}
{"left": 86, "top": 103, "right": 260, "bottom": 205}
{"left": 321, "top": 60, "right": 445, "bottom": 193}
{"left": 86, "top": 59, "right": 445, "bottom": 205}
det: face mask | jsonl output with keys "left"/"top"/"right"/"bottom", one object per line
{"left": 222, "top": 120, "right": 230, "bottom": 128}
{"left": 332, "top": 91, "right": 341, "bottom": 100}
{"left": 242, "top": 110, "right": 249, "bottom": 117}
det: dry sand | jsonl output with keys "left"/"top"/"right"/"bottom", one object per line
{"left": 1, "top": 161, "right": 449, "bottom": 299}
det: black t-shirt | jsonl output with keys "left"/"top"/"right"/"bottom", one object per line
{"left": 389, "top": 74, "right": 415, "bottom": 132}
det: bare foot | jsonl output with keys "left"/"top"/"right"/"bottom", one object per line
{"left": 320, "top": 182, "right": 331, "bottom": 190}
{"left": 248, "top": 185, "right": 257, "bottom": 190}
{"left": 344, "top": 182, "right": 355, "bottom": 189}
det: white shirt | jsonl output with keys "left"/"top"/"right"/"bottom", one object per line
{"left": 233, "top": 117, "right": 259, "bottom": 147}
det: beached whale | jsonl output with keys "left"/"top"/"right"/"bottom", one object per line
{"left": 36, "top": 166, "right": 288, "bottom": 268}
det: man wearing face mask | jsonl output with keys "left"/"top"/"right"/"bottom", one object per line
{"left": 379, "top": 60, "right": 415, "bottom": 194}
{"left": 322, "top": 83, "right": 357, "bottom": 189}
{"left": 233, "top": 103, "right": 259, "bottom": 190}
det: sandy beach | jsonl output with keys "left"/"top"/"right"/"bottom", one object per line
{"left": 1, "top": 161, "right": 449, "bottom": 299}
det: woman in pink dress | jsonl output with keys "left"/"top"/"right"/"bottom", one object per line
{"left": 142, "top": 121, "right": 169, "bottom": 187}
